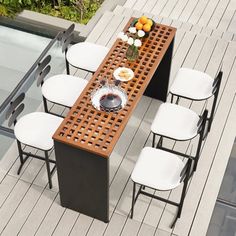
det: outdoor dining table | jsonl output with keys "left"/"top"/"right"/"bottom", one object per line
{"left": 53, "top": 17, "right": 176, "bottom": 222}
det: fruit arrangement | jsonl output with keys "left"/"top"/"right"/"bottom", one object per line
{"left": 134, "top": 16, "right": 154, "bottom": 33}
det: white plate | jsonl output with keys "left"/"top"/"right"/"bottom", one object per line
{"left": 113, "top": 67, "right": 134, "bottom": 82}
{"left": 91, "top": 86, "right": 128, "bottom": 111}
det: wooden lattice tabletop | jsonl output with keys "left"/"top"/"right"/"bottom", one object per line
{"left": 53, "top": 17, "right": 176, "bottom": 158}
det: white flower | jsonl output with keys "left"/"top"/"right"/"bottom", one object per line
{"left": 122, "top": 34, "right": 128, "bottom": 42}
{"left": 138, "top": 30, "right": 145, "bottom": 38}
{"left": 118, "top": 31, "right": 125, "bottom": 39}
{"left": 118, "top": 32, "right": 128, "bottom": 42}
{"left": 127, "top": 37, "right": 134, "bottom": 45}
{"left": 128, "top": 27, "right": 137, "bottom": 34}
{"left": 134, "top": 39, "right": 142, "bottom": 47}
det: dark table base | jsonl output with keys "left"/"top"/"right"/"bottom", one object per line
{"left": 54, "top": 141, "right": 109, "bottom": 222}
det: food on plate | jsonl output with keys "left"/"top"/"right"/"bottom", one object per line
{"left": 118, "top": 69, "right": 131, "bottom": 80}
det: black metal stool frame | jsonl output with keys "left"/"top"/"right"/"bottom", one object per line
{"left": 35, "top": 55, "right": 68, "bottom": 118}
{"left": 130, "top": 152, "right": 194, "bottom": 228}
{"left": 152, "top": 109, "right": 208, "bottom": 172}
{"left": 6, "top": 93, "right": 57, "bottom": 189}
{"left": 170, "top": 71, "right": 222, "bottom": 133}
{"left": 60, "top": 24, "right": 95, "bottom": 75}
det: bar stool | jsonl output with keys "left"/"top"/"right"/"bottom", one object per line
{"left": 61, "top": 24, "right": 109, "bottom": 74}
{"left": 36, "top": 55, "right": 88, "bottom": 115}
{"left": 169, "top": 68, "right": 222, "bottom": 132}
{"left": 130, "top": 146, "right": 194, "bottom": 228}
{"left": 151, "top": 103, "right": 208, "bottom": 171}
{"left": 6, "top": 93, "right": 63, "bottom": 188}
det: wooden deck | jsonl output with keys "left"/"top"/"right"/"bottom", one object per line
{"left": 0, "top": 0, "right": 236, "bottom": 235}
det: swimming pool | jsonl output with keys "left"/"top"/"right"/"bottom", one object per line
{"left": 0, "top": 25, "right": 65, "bottom": 159}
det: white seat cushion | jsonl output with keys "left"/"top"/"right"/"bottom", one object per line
{"left": 151, "top": 103, "right": 199, "bottom": 140}
{"left": 14, "top": 112, "right": 63, "bottom": 151}
{"left": 131, "top": 147, "right": 184, "bottom": 190}
{"left": 66, "top": 42, "right": 109, "bottom": 72}
{"left": 42, "top": 74, "right": 88, "bottom": 107}
{"left": 170, "top": 68, "right": 214, "bottom": 100}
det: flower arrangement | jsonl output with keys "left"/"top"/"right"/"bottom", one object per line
{"left": 118, "top": 27, "right": 145, "bottom": 61}
{"left": 118, "top": 27, "right": 145, "bottom": 47}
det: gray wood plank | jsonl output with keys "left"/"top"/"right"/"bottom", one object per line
{"left": 211, "top": 28, "right": 224, "bottom": 38}
{"left": 151, "top": 0, "right": 169, "bottom": 16}
{"left": 198, "top": 0, "right": 221, "bottom": 27}
{"left": 18, "top": 190, "right": 57, "bottom": 236}
{"left": 103, "top": 213, "right": 126, "bottom": 236}
{"left": 0, "top": 180, "right": 30, "bottom": 233}
{"left": 35, "top": 195, "right": 65, "bottom": 236}
{"left": 218, "top": 0, "right": 236, "bottom": 31}
{"left": 123, "top": 0, "right": 136, "bottom": 8}
{"left": 188, "top": 0, "right": 210, "bottom": 25}
{"left": 113, "top": 5, "right": 125, "bottom": 15}
{"left": 138, "top": 223, "right": 156, "bottom": 236}
{"left": 160, "top": 0, "right": 179, "bottom": 18}
{"left": 86, "top": 219, "right": 107, "bottom": 236}
{"left": 86, "top": 11, "right": 114, "bottom": 43}
{"left": 107, "top": 16, "right": 130, "bottom": 48}
{"left": 154, "top": 229, "right": 172, "bottom": 236}
{"left": 222, "top": 31, "right": 234, "bottom": 41}
{"left": 52, "top": 208, "right": 79, "bottom": 236}
{"left": 142, "top": 0, "right": 159, "bottom": 14}
{"left": 121, "top": 218, "right": 141, "bottom": 236}
{"left": 228, "top": 8, "right": 236, "bottom": 33}
{"left": 190, "top": 95, "right": 236, "bottom": 235}
{"left": 96, "top": 14, "right": 125, "bottom": 46}
{"left": 170, "top": 31, "right": 196, "bottom": 81}
{"left": 1, "top": 184, "right": 43, "bottom": 236}
{"left": 69, "top": 214, "right": 93, "bottom": 236}
{"left": 178, "top": 0, "right": 199, "bottom": 23}
{"left": 0, "top": 175, "right": 17, "bottom": 207}
{"left": 208, "top": 0, "right": 231, "bottom": 29}
{"left": 132, "top": 0, "right": 148, "bottom": 11}
{"left": 169, "top": 0, "right": 190, "bottom": 20}
{"left": 0, "top": 142, "right": 20, "bottom": 182}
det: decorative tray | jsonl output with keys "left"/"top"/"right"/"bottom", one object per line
{"left": 91, "top": 86, "right": 128, "bottom": 112}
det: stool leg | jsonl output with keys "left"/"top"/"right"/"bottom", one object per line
{"left": 157, "top": 136, "right": 163, "bottom": 148}
{"left": 152, "top": 133, "right": 156, "bottom": 147}
{"left": 44, "top": 151, "right": 53, "bottom": 189}
{"left": 66, "top": 59, "right": 70, "bottom": 75}
{"left": 17, "top": 140, "right": 24, "bottom": 166}
{"left": 176, "top": 96, "right": 180, "bottom": 104}
{"left": 43, "top": 96, "right": 49, "bottom": 113}
{"left": 130, "top": 182, "right": 136, "bottom": 219}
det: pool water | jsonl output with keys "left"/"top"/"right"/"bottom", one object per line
{"left": 0, "top": 25, "right": 51, "bottom": 104}
{"left": 0, "top": 25, "right": 65, "bottom": 160}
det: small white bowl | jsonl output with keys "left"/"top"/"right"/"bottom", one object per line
{"left": 113, "top": 67, "right": 134, "bottom": 82}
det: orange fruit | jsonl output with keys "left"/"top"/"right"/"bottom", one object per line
{"left": 143, "top": 23, "right": 151, "bottom": 32}
{"left": 139, "top": 16, "right": 148, "bottom": 25}
{"left": 147, "top": 19, "right": 153, "bottom": 26}
{"left": 135, "top": 22, "right": 143, "bottom": 30}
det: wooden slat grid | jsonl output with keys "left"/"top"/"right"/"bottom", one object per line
{"left": 53, "top": 17, "right": 176, "bottom": 158}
